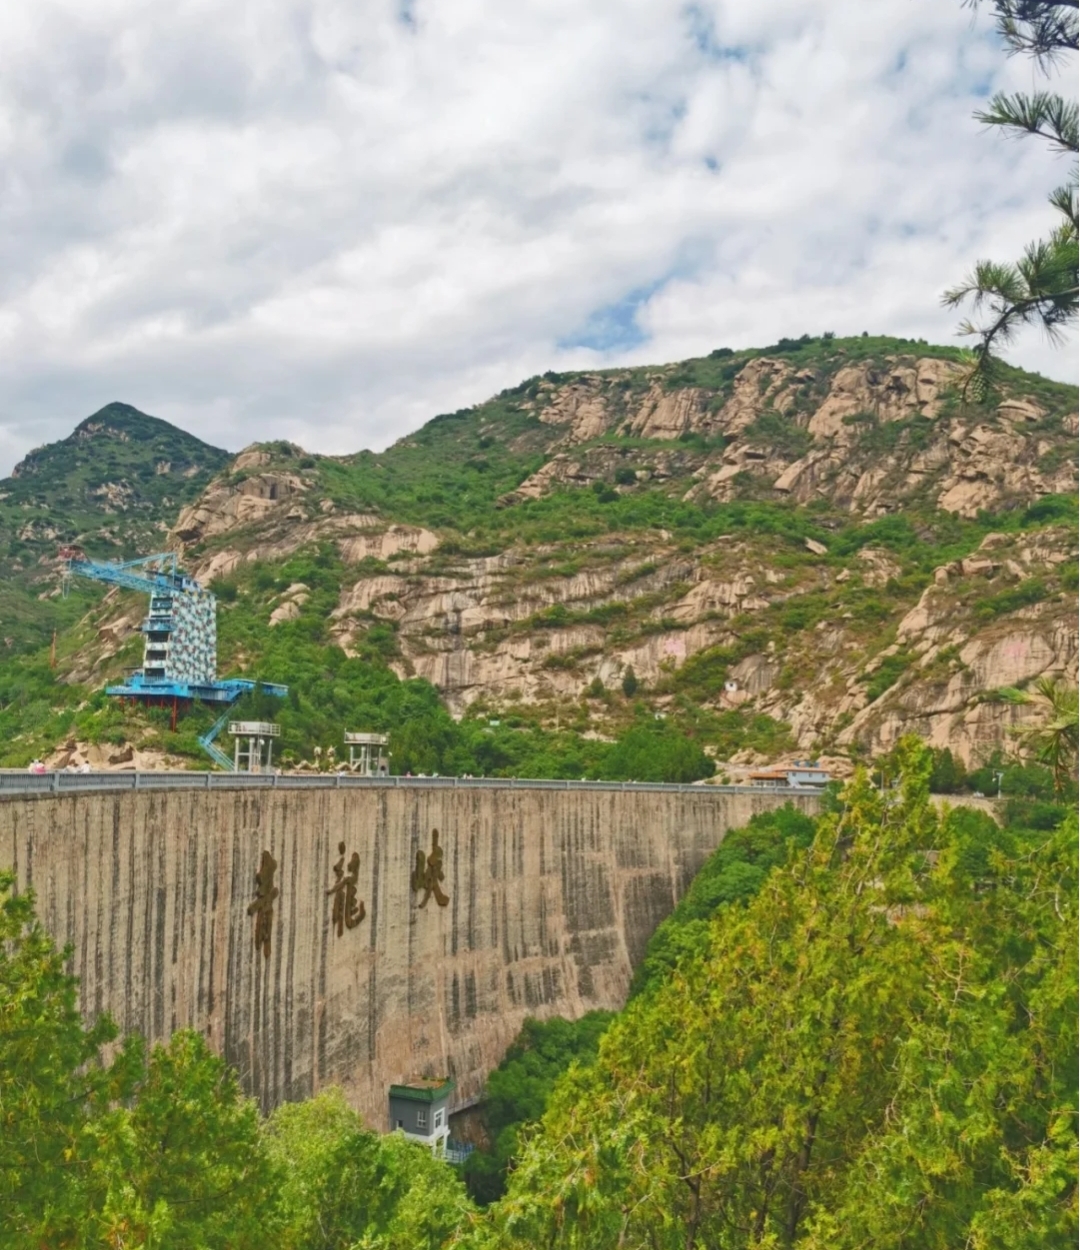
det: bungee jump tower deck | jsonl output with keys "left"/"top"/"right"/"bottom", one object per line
{"left": 60, "top": 549, "right": 286, "bottom": 767}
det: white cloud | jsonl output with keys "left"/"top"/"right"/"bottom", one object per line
{"left": 0, "top": 0, "right": 1075, "bottom": 473}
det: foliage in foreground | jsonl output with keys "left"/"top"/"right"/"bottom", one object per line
{"left": 486, "top": 742, "right": 1078, "bottom": 1249}
{"left": 464, "top": 804, "right": 818, "bottom": 1205}
{"left": 0, "top": 871, "right": 473, "bottom": 1249}
{"left": 463, "top": 1013, "right": 615, "bottom": 1205}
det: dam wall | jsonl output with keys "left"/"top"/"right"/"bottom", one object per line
{"left": 0, "top": 778, "right": 820, "bottom": 1126}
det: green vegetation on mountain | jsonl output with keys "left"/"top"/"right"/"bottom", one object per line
{"left": 0, "top": 402, "right": 229, "bottom": 656}
{"left": 2, "top": 743, "right": 1074, "bottom": 1247}
{"left": 3, "top": 499, "right": 1073, "bottom": 776}
{"left": 182, "top": 334, "right": 1076, "bottom": 556}
{"left": 0, "top": 333, "right": 1075, "bottom": 776}
{"left": 4, "top": 491, "right": 1073, "bottom": 773}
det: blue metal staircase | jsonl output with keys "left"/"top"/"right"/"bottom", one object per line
{"left": 198, "top": 711, "right": 236, "bottom": 772}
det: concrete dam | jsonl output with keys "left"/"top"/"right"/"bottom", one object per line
{"left": 0, "top": 775, "right": 820, "bottom": 1126}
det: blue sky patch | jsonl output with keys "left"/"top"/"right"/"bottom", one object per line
{"left": 558, "top": 281, "right": 667, "bottom": 353}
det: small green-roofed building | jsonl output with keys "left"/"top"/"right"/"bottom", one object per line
{"left": 388, "top": 1078, "right": 454, "bottom": 1154}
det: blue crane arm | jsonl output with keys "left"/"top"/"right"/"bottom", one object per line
{"left": 66, "top": 557, "right": 186, "bottom": 595}
{"left": 109, "top": 552, "right": 179, "bottom": 576}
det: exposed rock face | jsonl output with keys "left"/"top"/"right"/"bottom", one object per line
{"left": 76, "top": 344, "right": 1075, "bottom": 770}
{"left": 171, "top": 470, "right": 311, "bottom": 543}
{"left": 0, "top": 784, "right": 819, "bottom": 1123}
{"left": 717, "top": 357, "right": 796, "bottom": 433}
{"left": 628, "top": 384, "right": 710, "bottom": 439}
{"left": 166, "top": 452, "right": 438, "bottom": 581}
{"left": 806, "top": 357, "right": 958, "bottom": 438}
{"left": 510, "top": 354, "right": 1077, "bottom": 518}
{"left": 269, "top": 583, "right": 310, "bottom": 625}
{"left": 323, "top": 523, "right": 1076, "bottom": 760}
{"left": 537, "top": 381, "right": 611, "bottom": 445}
{"left": 832, "top": 529, "right": 1079, "bottom": 763}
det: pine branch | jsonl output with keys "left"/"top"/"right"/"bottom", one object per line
{"left": 967, "top": 0, "right": 1079, "bottom": 66}
{"left": 942, "top": 226, "right": 1078, "bottom": 397}
{"left": 1049, "top": 180, "right": 1080, "bottom": 225}
{"left": 974, "top": 91, "right": 1079, "bottom": 152}
{"left": 949, "top": 1, "right": 1077, "bottom": 395}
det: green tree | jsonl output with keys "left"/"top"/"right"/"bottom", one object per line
{"left": 1009, "top": 676, "right": 1080, "bottom": 793}
{"left": 464, "top": 1014, "right": 614, "bottom": 1205}
{"left": 601, "top": 721, "right": 714, "bottom": 783}
{"left": 264, "top": 1089, "right": 475, "bottom": 1249}
{"left": 629, "top": 804, "right": 817, "bottom": 996}
{"left": 928, "top": 745, "right": 968, "bottom": 792}
{"left": 620, "top": 666, "right": 638, "bottom": 698}
{"left": 90, "top": 1031, "right": 274, "bottom": 1249}
{"left": 945, "top": 1, "right": 1078, "bottom": 390}
{"left": 0, "top": 873, "right": 141, "bottom": 1249}
{"left": 484, "top": 742, "right": 1078, "bottom": 1249}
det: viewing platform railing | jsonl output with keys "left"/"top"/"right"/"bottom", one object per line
{"left": 0, "top": 770, "right": 820, "bottom": 799}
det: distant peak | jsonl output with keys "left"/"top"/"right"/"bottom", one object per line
{"left": 66, "top": 404, "right": 229, "bottom": 458}
{"left": 74, "top": 402, "right": 160, "bottom": 434}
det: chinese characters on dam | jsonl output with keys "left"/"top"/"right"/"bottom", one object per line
{"left": 327, "top": 841, "right": 366, "bottom": 936}
{"left": 247, "top": 850, "right": 279, "bottom": 958}
{"left": 247, "top": 829, "right": 452, "bottom": 955}
{"left": 411, "top": 829, "right": 450, "bottom": 909}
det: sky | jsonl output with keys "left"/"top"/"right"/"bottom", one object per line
{"left": 0, "top": 0, "right": 1076, "bottom": 474}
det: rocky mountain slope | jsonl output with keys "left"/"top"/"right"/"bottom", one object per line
{"left": 5, "top": 335, "right": 1077, "bottom": 770}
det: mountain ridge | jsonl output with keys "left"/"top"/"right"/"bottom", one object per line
{"left": 0, "top": 401, "right": 230, "bottom": 654}
{"left": 2, "top": 335, "right": 1076, "bottom": 774}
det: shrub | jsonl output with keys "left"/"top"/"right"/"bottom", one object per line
{"left": 1003, "top": 796, "right": 1070, "bottom": 830}
{"left": 663, "top": 645, "right": 736, "bottom": 700}
{"left": 211, "top": 578, "right": 239, "bottom": 603}
{"left": 967, "top": 753, "right": 1061, "bottom": 800}
{"left": 929, "top": 747, "right": 967, "bottom": 794}
{"left": 862, "top": 650, "right": 913, "bottom": 702}
{"left": 974, "top": 578, "right": 1049, "bottom": 621}
{"left": 741, "top": 410, "right": 812, "bottom": 459}
{"left": 765, "top": 333, "right": 815, "bottom": 353}
{"left": 601, "top": 722, "right": 714, "bottom": 783}
{"left": 621, "top": 666, "right": 638, "bottom": 697}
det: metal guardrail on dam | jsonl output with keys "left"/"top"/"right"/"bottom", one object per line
{"left": 0, "top": 770, "right": 814, "bottom": 799}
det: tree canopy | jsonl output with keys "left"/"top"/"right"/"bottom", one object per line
{"left": 485, "top": 741, "right": 1078, "bottom": 1248}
